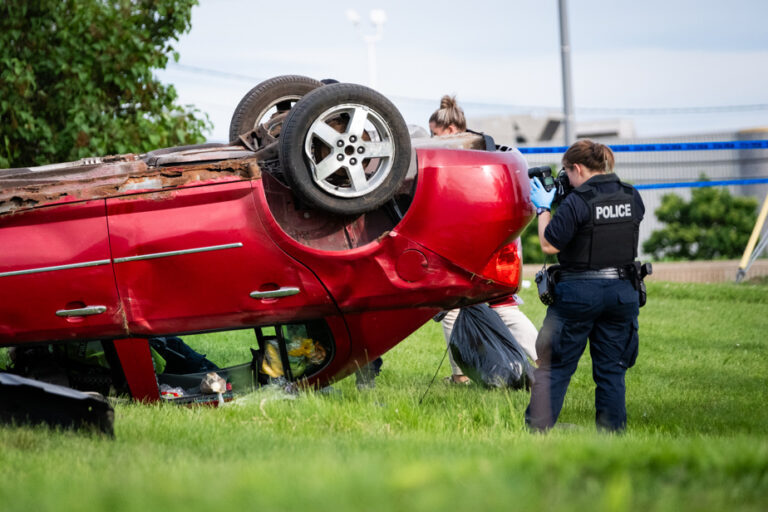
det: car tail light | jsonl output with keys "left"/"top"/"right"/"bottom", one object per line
{"left": 480, "top": 240, "right": 521, "bottom": 287}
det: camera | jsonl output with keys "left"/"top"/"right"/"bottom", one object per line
{"left": 527, "top": 165, "right": 573, "bottom": 204}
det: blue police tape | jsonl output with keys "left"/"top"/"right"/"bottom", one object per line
{"left": 635, "top": 177, "right": 768, "bottom": 190}
{"left": 518, "top": 140, "right": 768, "bottom": 154}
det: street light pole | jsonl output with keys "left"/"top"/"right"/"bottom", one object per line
{"left": 346, "top": 9, "right": 387, "bottom": 89}
{"left": 558, "top": 0, "right": 575, "bottom": 145}
{"left": 365, "top": 34, "right": 379, "bottom": 89}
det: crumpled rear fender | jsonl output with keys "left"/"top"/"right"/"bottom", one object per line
{"left": 395, "top": 148, "right": 534, "bottom": 278}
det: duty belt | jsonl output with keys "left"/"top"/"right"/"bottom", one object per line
{"left": 558, "top": 268, "right": 625, "bottom": 281}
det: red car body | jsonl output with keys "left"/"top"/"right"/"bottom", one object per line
{"left": 0, "top": 140, "right": 534, "bottom": 399}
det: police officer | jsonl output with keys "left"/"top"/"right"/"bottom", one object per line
{"left": 525, "top": 139, "right": 644, "bottom": 432}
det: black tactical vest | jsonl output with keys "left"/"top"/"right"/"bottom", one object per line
{"left": 557, "top": 176, "right": 641, "bottom": 270}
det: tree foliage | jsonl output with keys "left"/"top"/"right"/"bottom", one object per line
{"left": 0, "top": 0, "right": 210, "bottom": 168}
{"left": 642, "top": 182, "right": 758, "bottom": 261}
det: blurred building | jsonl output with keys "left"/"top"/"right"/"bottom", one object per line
{"left": 469, "top": 114, "right": 636, "bottom": 146}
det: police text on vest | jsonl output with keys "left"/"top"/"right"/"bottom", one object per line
{"left": 595, "top": 203, "right": 631, "bottom": 220}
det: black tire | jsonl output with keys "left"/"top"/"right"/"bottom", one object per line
{"left": 228, "top": 75, "right": 323, "bottom": 142}
{"left": 278, "top": 83, "right": 411, "bottom": 215}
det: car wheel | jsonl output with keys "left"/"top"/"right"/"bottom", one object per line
{"left": 278, "top": 83, "right": 411, "bottom": 215}
{"left": 228, "top": 75, "right": 323, "bottom": 142}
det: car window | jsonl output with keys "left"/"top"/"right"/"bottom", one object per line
{"left": 256, "top": 320, "right": 334, "bottom": 382}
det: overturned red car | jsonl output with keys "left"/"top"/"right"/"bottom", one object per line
{"left": 0, "top": 76, "right": 534, "bottom": 401}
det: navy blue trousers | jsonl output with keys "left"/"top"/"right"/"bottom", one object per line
{"left": 525, "top": 278, "right": 639, "bottom": 431}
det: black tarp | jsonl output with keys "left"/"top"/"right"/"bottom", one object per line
{"left": 0, "top": 372, "right": 114, "bottom": 435}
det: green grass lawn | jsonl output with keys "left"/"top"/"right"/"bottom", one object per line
{"left": 1, "top": 281, "right": 767, "bottom": 511}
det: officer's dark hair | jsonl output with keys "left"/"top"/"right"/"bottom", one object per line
{"left": 562, "top": 139, "right": 615, "bottom": 174}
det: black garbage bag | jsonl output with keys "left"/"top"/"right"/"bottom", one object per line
{"left": 449, "top": 304, "right": 535, "bottom": 389}
{"left": 0, "top": 372, "right": 114, "bottom": 436}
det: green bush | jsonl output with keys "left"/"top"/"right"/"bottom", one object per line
{"left": 0, "top": 0, "right": 211, "bottom": 168}
{"left": 643, "top": 179, "right": 758, "bottom": 260}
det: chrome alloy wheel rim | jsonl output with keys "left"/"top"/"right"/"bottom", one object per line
{"left": 303, "top": 103, "right": 395, "bottom": 199}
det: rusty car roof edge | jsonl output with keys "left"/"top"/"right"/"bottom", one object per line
{"left": 0, "top": 157, "right": 262, "bottom": 216}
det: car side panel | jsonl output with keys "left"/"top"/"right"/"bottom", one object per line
{"left": 107, "top": 181, "right": 338, "bottom": 336}
{"left": 0, "top": 200, "right": 125, "bottom": 344}
{"left": 252, "top": 185, "right": 508, "bottom": 311}
{"left": 250, "top": 150, "right": 527, "bottom": 363}
{"left": 252, "top": 149, "right": 529, "bottom": 315}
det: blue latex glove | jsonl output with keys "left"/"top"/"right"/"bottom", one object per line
{"left": 530, "top": 177, "right": 556, "bottom": 209}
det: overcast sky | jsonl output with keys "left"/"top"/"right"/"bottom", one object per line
{"left": 157, "top": 0, "right": 768, "bottom": 142}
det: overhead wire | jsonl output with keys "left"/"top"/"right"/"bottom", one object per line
{"left": 168, "top": 63, "right": 768, "bottom": 117}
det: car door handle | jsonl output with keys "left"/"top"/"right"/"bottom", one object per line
{"left": 249, "top": 287, "right": 300, "bottom": 299}
{"left": 55, "top": 305, "right": 108, "bottom": 317}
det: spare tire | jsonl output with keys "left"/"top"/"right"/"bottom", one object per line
{"left": 228, "top": 75, "right": 323, "bottom": 142}
{"left": 278, "top": 83, "right": 411, "bottom": 216}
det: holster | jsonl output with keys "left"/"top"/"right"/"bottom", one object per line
{"left": 535, "top": 264, "right": 561, "bottom": 306}
{"left": 627, "top": 261, "right": 653, "bottom": 307}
